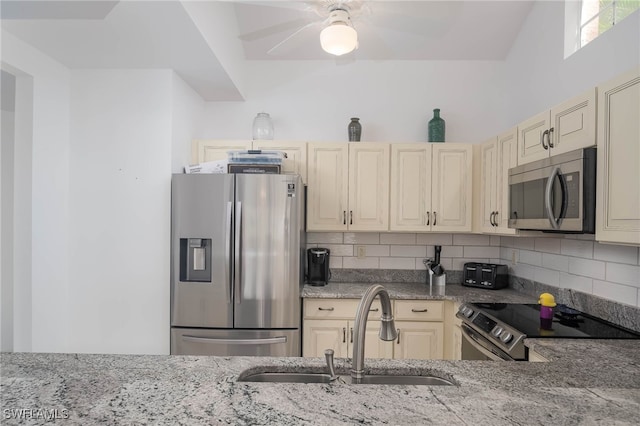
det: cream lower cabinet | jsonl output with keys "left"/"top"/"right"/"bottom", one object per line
{"left": 302, "top": 319, "right": 393, "bottom": 359}
{"left": 191, "top": 139, "right": 308, "bottom": 183}
{"left": 517, "top": 88, "right": 596, "bottom": 165}
{"left": 393, "top": 300, "right": 444, "bottom": 360}
{"left": 307, "top": 142, "right": 389, "bottom": 231}
{"left": 596, "top": 67, "right": 640, "bottom": 245}
{"left": 302, "top": 299, "right": 391, "bottom": 358}
{"left": 479, "top": 127, "right": 518, "bottom": 234}
{"left": 303, "top": 299, "right": 444, "bottom": 360}
{"left": 390, "top": 143, "right": 472, "bottom": 232}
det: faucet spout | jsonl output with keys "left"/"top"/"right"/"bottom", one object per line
{"left": 351, "top": 284, "right": 397, "bottom": 382}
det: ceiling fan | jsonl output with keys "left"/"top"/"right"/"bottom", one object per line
{"left": 237, "top": 1, "right": 461, "bottom": 59}
{"left": 238, "top": 0, "right": 368, "bottom": 57}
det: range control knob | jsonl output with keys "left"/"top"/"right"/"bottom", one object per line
{"left": 501, "top": 332, "right": 513, "bottom": 343}
{"left": 460, "top": 307, "right": 474, "bottom": 318}
{"left": 491, "top": 327, "right": 504, "bottom": 337}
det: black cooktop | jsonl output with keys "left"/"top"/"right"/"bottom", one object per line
{"left": 471, "top": 303, "right": 640, "bottom": 339}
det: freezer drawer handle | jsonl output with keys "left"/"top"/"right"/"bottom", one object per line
{"left": 182, "top": 335, "right": 287, "bottom": 345}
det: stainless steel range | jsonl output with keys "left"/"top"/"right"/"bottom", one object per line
{"left": 456, "top": 303, "right": 640, "bottom": 361}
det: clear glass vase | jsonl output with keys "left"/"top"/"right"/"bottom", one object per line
{"left": 252, "top": 112, "right": 274, "bottom": 140}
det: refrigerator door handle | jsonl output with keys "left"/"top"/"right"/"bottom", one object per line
{"left": 182, "top": 335, "right": 287, "bottom": 345}
{"left": 225, "top": 201, "right": 232, "bottom": 304}
{"left": 235, "top": 201, "right": 242, "bottom": 304}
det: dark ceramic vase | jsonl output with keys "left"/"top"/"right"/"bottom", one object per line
{"left": 348, "top": 117, "right": 362, "bottom": 142}
{"left": 428, "top": 109, "right": 445, "bottom": 142}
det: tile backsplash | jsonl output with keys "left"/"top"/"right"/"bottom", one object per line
{"left": 306, "top": 232, "right": 640, "bottom": 308}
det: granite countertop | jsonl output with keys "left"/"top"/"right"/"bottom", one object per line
{"left": 2, "top": 339, "right": 640, "bottom": 425}
{"left": 302, "top": 282, "right": 538, "bottom": 304}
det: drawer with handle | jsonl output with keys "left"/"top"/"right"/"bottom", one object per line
{"left": 394, "top": 300, "right": 444, "bottom": 321}
{"left": 304, "top": 298, "right": 383, "bottom": 320}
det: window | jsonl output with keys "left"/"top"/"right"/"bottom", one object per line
{"left": 565, "top": 0, "right": 640, "bottom": 56}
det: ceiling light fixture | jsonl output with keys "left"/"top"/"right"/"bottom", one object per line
{"left": 320, "top": 9, "right": 358, "bottom": 56}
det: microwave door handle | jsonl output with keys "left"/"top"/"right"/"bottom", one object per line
{"left": 558, "top": 169, "right": 569, "bottom": 222}
{"left": 545, "top": 166, "right": 562, "bottom": 230}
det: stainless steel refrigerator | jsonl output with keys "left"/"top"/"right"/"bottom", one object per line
{"left": 170, "top": 173, "right": 305, "bottom": 356}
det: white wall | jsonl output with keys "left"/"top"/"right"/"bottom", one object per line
{"left": 503, "top": 2, "right": 640, "bottom": 127}
{"left": 200, "top": 60, "right": 506, "bottom": 143}
{"left": 68, "top": 69, "right": 173, "bottom": 355}
{"left": 1, "top": 31, "right": 70, "bottom": 352}
{"left": 1, "top": 73, "right": 16, "bottom": 351}
{"left": 171, "top": 72, "right": 204, "bottom": 172}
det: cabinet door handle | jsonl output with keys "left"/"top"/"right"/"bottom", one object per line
{"left": 343, "top": 211, "right": 346, "bottom": 225}
{"left": 318, "top": 307, "right": 334, "bottom": 311}
{"left": 396, "top": 329, "right": 401, "bottom": 344}
{"left": 426, "top": 211, "right": 430, "bottom": 226}
{"left": 411, "top": 308, "right": 428, "bottom": 313}
{"left": 350, "top": 210, "right": 353, "bottom": 225}
{"left": 548, "top": 127, "right": 555, "bottom": 148}
{"left": 342, "top": 327, "right": 346, "bottom": 343}
{"left": 433, "top": 212, "right": 437, "bottom": 226}
{"left": 489, "top": 212, "right": 494, "bottom": 226}
{"left": 541, "top": 129, "right": 549, "bottom": 150}
{"left": 350, "top": 327, "right": 353, "bottom": 343}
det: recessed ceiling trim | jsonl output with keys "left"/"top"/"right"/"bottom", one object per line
{"left": 0, "top": 1, "right": 119, "bottom": 20}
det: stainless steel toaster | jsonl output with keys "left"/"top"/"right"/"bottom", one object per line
{"left": 462, "top": 262, "right": 509, "bottom": 290}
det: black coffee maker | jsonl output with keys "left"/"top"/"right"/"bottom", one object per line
{"left": 307, "top": 248, "right": 330, "bottom": 286}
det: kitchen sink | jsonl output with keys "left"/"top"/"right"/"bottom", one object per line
{"left": 238, "top": 371, "right": 454, "bottom": 386}
{"left": 350, "top": 375, "right": 453, "bottom": 385}
{"left": 237, "top": 372, "right": 335, "bottom": 384}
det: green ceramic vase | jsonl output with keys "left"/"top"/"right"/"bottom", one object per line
{"left": 428, "top": 109, "right": 445, "bottom": 142}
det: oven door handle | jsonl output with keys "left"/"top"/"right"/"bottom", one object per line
{"left": 461, "top": 323, "right": 514, "bottom": 361}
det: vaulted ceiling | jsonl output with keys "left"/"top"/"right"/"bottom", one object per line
{"left": 1, "top": 1, "right": 534, "bottom": 101}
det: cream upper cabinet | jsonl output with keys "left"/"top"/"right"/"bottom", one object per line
{"left": 389, "top": 144, "right": 432, "bottom": 231}
{"left": 307, "top": 142, "right": 389, "bottom": 232}
{"left": 390, "top": 143, "right": 472, "bottom": 232}
{"left": 307, "top": 143, "right": 349, "bottom": 231}
{"left": 517, "top": 111, "right": 550, "bottom": 165}
{"left": 479, "top": 139, "right": 498, "bottom": 233}
{"left": 479, "top": 128, "right": 518, "bottom": 234}
{"left": 517, "top": 88, "right": 596, "bottom": 165}
{"left": 596, "top": 67, "right": 640, "bottom": 245}
{"left": 431, "top": 144, "right": 473, "bottom": 232}
{"left": 252, "top": 140, "right": 308, "bottom": 184}
{"left": 191, "top": 140, "right": 307, "bottom": 182}
{"left": 191, "top": 140, "right": 252, "bottom": 163}
{"left": 348, "top": 143, "right": 390, "bottom": 231}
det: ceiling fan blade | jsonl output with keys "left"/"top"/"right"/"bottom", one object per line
{"left": 267, "top": 20, "right": 322, "bottom": 56}
{"left": 239, "top": 17, "right": 310, "bottom": 42}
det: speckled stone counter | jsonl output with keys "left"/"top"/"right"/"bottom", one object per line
{"left": 302, "top": 282, "right": 538, "bottom": 304}
{"left": 2, "top": 340, "right": 640, "bottom": 425}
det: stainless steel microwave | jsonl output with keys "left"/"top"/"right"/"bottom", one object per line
{"left": 508, "top": 147, "right": 596, "bottom": 233}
